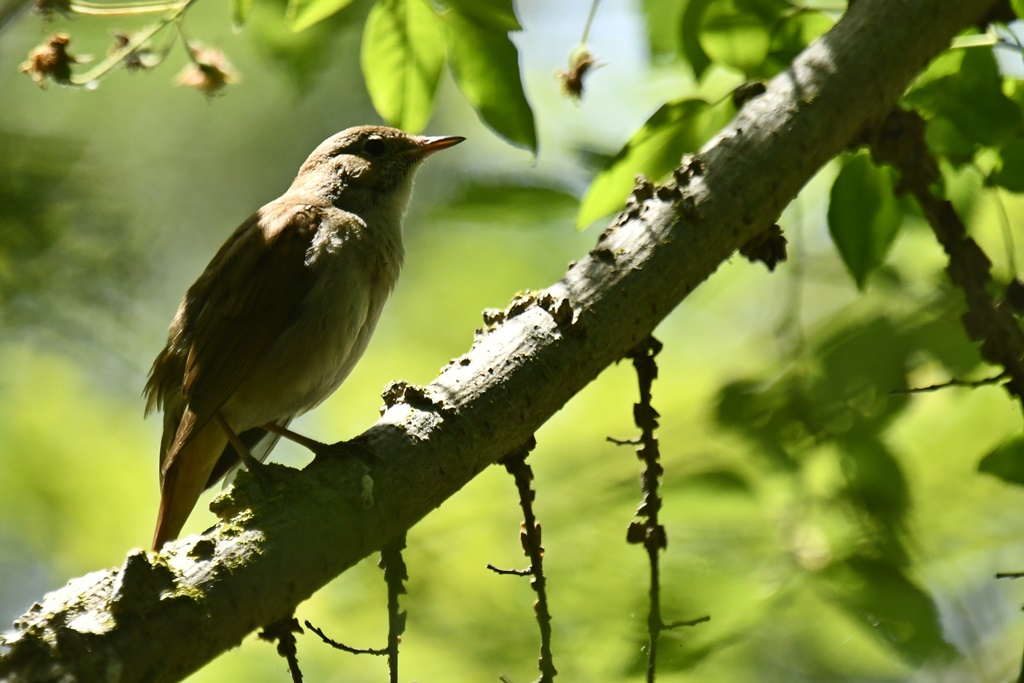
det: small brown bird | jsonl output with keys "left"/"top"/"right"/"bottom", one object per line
{"left": 144, "top": 126, "right": 463, "bottom": 550}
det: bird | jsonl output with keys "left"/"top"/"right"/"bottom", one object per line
{"left": 143, "top": 125, "right": 464, "bottom": 550}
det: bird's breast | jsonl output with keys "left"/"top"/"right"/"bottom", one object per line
{"left": 223, "top": 212, "right": 402, "bottom": 428}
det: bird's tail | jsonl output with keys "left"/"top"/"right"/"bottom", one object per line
{"left": 152, "top": 417, "right": 228, "bottom": 550}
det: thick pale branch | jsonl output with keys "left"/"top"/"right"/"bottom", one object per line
{"left": 0, "top": 0, "right": 998, "bottom": 680}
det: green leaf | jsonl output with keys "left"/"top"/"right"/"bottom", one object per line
{"left": 1012, "top": 0, "right": 1024, "bottom": 19}
{"left": 361, "top": 0, "right": 445, "bottom": 133}
{"left": 576, "top": 97, "right": 735, "bottom": 230}
{"left": 904, "top": 48, "right": 1022, "bottom": 148}
{"left": 923, "top": 116, "right": 975, "bottom": 167}
{"left": 437, "top": 3, "right": 536, "bottom": 151}
{"left": 827, "top": 153, "right": 903, "bottom": 289}
{"left": 437, "top": 0, "right": 520, "bottom": 30}
{"left": 286, "top": 0, "right": 356, "bottom": 32}
{"left": 680, "top": 0, "right": 714, "bottom": 79}
{"left": 979, "top": 434, "right": 1024, "bottom": 486}
{"left": 641, "top": 0, "right": 686, "bottom": 62}
{"left": 682, "top": 0, "right": 831, "bottom": 80}
{"left": 991, "top": 138, "right": 1024, "bottom": 192}
{"left": 699, "top": 0, "right": 789, "bottom": 77}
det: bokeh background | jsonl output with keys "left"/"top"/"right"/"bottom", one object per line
{"left": 3, "top": 1, "right": 1024, "bottom": 680}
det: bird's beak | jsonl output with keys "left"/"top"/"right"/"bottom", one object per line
{"left": 409, "top": 135, "right": 465, "bottom": 159}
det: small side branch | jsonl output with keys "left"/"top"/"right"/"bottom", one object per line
{"left": 258, "top": 616, "right": 304, "bottom": 683}
{"left": 862, "top": 109, "right": 1024, "bottom": 414}
{"left": 495, "top": 437, "right": 558, "bottom": 682}
{"left": 625, "top": 337, "right": 667, "bottom": 683}
{"left": 616, "top": 336, "right": 709, "bottom": 683}
{"left": 379, "top": 536, "right": 409, "bottom": 683}
{"left": 304, "top": 622, "right": 387, "bottom": 656}
{"left": 304, "top": 536, "right": 407, "bottom": 678}
{"left": 487, "top": 564, "right": 531, "bottom": 576}
{"left": 894, "top": 372, "right": 1007, "bottom": 395}
{"left": 995, "top": 571, "right": 1024, "bottom": 579}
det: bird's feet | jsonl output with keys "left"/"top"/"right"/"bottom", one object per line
{"left": 238, "top": 449, "right": 277, "bottom": 487}
{"left": 260, "top": 422, "right": 377, "bottom": 465}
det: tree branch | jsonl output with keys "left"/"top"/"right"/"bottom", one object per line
{"left": 0, "top": 0, "right": 998, "bottom": 680}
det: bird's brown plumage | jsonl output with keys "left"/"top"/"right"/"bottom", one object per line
{"left": 144, "top": 126, "right": 463, "bottom": 549}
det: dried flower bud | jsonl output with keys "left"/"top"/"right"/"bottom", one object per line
{"left": 175, "top": 43, "right": 238, "bottom": 97}
{"left": 557, "top": 47, "right": 600, "bottom": 103}
{"left": 20, "top": 33, "right": 77, "bottom": 88}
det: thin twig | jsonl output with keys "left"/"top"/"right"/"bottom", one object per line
{"left": 379, "top": 537, "right": 409, "bottom": 683}
{"left": 623, "top": 337, "right": 710, "bottom": 682}
{"left": 663, "top": 616, "right": 712, "bottom": 629}
{"left": 580, "top": 0, "right": 601, "bottom": 44}
{"left": 996, "top": 571, "right": 1024, "bottom": 579}
{"left": 893, "top": 372, "right": 1007, "bottom": 395}
{"left": 625, "top": 337, "right": 666, "bottom": 683}
{"left": 497, "top": 437, "right": 557, "bottom": 682}
{"left": 861, "top": 109, "right": 1024, "bottom": 413}
{"left": 303, "top": 621, "right": 387, "bottom": 656}
{"left": 487, "top": 564, "right": 531, "bottom": 576}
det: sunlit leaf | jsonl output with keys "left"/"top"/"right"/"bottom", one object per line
{"left": 828, "top": 153, "right": 903, "bottom": 289}
{"left": 979, "top": 434, "right": 1024, "bottom": 486}
{"left": 361, "top": 0, "right": 445, "bottom": 133}
{"left": 700, "top": 0, "right": 789, "bottom": 77}
{"left": 436, "top": 3, "right": 536, "bottom": 151}
{"left": 681, "top": 0, "right": 832, "bottom": 81}
{"left": 904, "top": 48, "right": 1022, "bottom": 148}
{"left": 576, "top": 97, "right": 734, "bottom": 230}
{"left": 286, "top": 0, "right": 355, "bottom": 33}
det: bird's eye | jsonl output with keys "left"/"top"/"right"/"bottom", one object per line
{"left": 363, "top": 137, "right": 387, "bottom": 157}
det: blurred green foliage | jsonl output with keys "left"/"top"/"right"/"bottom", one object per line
{"left": 2, "top": 0, "right": 1024, "bottom": 682}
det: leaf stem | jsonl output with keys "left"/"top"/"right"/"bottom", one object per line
{"left": 69, "top": 0, "right": 185, "bottom": 16}
{"left": 69, "top": 0, "right": 192, "bottom": 85}
{"left": 580, "top": 0, "right": 600, "bottom": 44}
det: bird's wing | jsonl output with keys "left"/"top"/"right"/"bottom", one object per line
{"left": 174, "top": 201, "right": 321, "bottom": 444}
{"left": 143, "top": 207, "right": 281, "bottom": 419}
